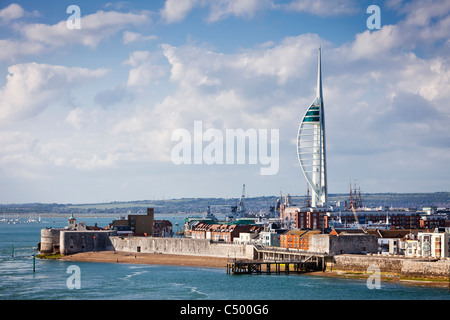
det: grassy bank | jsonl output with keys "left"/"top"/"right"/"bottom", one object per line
{"left": 36, "top": 253, "right": 63, "bottom": 259}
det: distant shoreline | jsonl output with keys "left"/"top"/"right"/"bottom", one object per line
{"left": 2, "top": 192, "right": 449, "bottom": 215}
{"left": 1, "top": 212, "right": 190, "bottom": 218}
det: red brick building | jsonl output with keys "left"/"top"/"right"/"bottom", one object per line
{"left": 419, "top": 215, "right": 447, "bottom": 229}
{"left": 281, "top": 207, "right": 329, "bottom": 230}
{"left": 280, "top": 230, "right": 321, "bottom": 250}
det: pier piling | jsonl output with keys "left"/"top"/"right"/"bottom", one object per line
{"left": 227, "top": 259, "right": 322, "bottom": 275}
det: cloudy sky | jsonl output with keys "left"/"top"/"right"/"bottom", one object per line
{"left": 0, "top": 0, "right": 449, "bottom": 204}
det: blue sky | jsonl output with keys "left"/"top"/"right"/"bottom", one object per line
{"left": 0, "top": 0, "right": 449, "bottom": 204}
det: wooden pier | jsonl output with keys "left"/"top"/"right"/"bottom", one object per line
{"left": 226, "top": 259, "right": 325, "bottom": 275}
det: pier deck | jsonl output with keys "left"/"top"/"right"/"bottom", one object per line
{"left": 226, "top": 258, "right": 326, "bottom": 275}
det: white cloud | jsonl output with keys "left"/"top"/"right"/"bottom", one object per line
{"left": 283, "top": 0, "right": 359, "bottom": 17}
{"left": 124, "top": 51, "right": 168, "bottom": 86}
{"left": 0, "top": 62, "right": 108, "bottom": 123}
{"left": 161, "top": 0, "right": 199, "bottom": 23}
{"left": 0, "top": 39, "right": 44, "bottom": 62}
{"left": 232, "top": 34, "right": 323, "bottom": 84}
{"left": 160, "top": 0, "right": 357, "bottom": 23}
{"left": 345, "top": 25, "right": 401, "bottom": 59}
{"left": 0, "top": 8, "right": 152, "bottom": 62}
{"left": 70, "top": 153, "right": 118, "bottom": 171}
{"left": 0, "top": 3, "right": 25, "bottom": 22}
{"left": 65, "top": 108, "right": 85, "bottom": 130}
{"left": 377, "top": 0, "right": 450, "bottom": 51}
{"left": 122, "top": 31, "right": 157, "bottom": 44}
{"left": 20, "top": 10, "right": 151, "bottom": 48}
{"left": 161, "top": 0, "right": 274, "bottom": 23}
{"left": 400, "top": 0, "right": 450, "bottom": 28}
{"left": 0, "top": 131, "right": 37, "bottom": 159}
{"left": 207, "top": 0, "right": 273, "bottom": 22}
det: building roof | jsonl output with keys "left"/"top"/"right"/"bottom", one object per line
{"left": 282, "top": 229, "right": 322, "bottom": 238}
{"left": 365, "top": 229, "right": 412, "bottom": 238}
{"left": 330, "top": 228, "right": 366, "bottom": 235}
{"left": 282, "top": 229, "right": 305, "bottom": 236}
{"left": 154, "top": 220, "right": 172, "bottom": 227}
{"left": 300, "top": 230, "right": 322, "bottom": 238}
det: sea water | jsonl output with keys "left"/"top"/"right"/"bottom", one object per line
{"left": 0, "top": 216, "right": 449, "bottom": 300}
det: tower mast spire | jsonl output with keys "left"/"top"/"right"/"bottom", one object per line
{"left": 297, "top": 47, "right": 328, "bottom": 208}
{"left": 317, "top": 45, "right": 323, "bottom": 101}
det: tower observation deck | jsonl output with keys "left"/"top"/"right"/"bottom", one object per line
{"left": 297, "top": 47, "right": 328, "bottom": 208}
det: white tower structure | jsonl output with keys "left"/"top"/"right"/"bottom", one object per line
{"left": 297, "top": 47, "right": 328, "bottom": 208}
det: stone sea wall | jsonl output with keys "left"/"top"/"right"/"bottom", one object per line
{"left": 328, "top": 254, "right": 450, "bottom": 280}
{"left": 109, "top": 236, "right": 256, "bottom": 260}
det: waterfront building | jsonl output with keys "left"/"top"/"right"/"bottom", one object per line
{"left": 280, "top": 230, "right": 321, "bottom": 250}
{"left": 190, "top": 222, "right": 261, "bottom": 243}
{"left": 308, "top": 233, "right": 378, "bottom": 255}
{"left": 259, "top": 230, "right": 284, "bottom": 247}
{"left": 153, "top": 220, "right": 173, "bottom": 237}
{"left": 364, "top": 229, "right": 417, "bottom": 255}
{"left": 280, "top": 229, "right": 304, "bottom": 249}
{"left": 128, "top": 208, "right": 154, "bottom": 236}
{"left": 190, "top": 222, "right": 210, "bottom": 239}
{"left": 110, "top": 219, "right": 132, "bottom": 235}
{"left": 417, "top": 228, "right": 450, "bottom": 258}
{"left": 405, "top": 239, "right": 420, "bottom": 257}
{"left": 297, "top": 47, "right": 327, "bottom": 208}
{"left": 233, "top": 232, "right": 259, "bottom": 245}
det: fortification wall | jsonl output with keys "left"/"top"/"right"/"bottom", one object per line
{"left": 40, "top": 228, "right": 63, "bottom": 254}
{"left": 60, "top": 230, "right": 116, "bottom": 255}
{"left": 110, "top": 236, "right": 255, "bottom": 260}
{"left": 310, "top": 234, "right": 378, "bottom": 255}
{"left": 329, "top": 254, "right": 450, "bottom": 280}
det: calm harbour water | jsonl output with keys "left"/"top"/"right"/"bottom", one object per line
{"left": 0, "top": 216, "right": 449, "bottom": 301}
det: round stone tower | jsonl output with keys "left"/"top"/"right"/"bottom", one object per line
{"left": 40, "top": 228, "right": 61, "bottom": 254}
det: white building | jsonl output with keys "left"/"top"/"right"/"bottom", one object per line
{"left": 233, "top": 232, "right": 258, "bottom": 245}
{"left": 259, "top": 231, "right": 281, "bottom": 247}
{"left": 405, "top": 240, "right": 420, "bottom": 257}
{"left": 404, "top": 228, "right": 450, "bottom": 258}
{"left": 417, "top": 229, "right": 449, "bottom": 258}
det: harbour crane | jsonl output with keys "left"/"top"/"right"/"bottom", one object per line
{"left": 351, "top": 205, "right": 362, "bottom": 229}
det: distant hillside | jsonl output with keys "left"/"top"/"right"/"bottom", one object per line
{"left": 0, "top": 192, "right": 448, "bottom": 215}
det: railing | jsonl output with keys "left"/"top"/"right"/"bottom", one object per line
{"left": 254, "top": 245, "right": 328, "bottom": 257}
